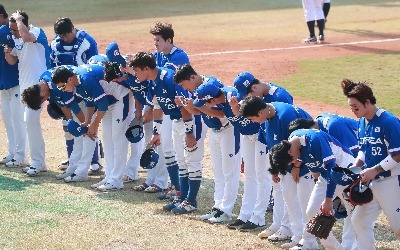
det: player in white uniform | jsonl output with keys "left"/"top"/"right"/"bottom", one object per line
{"left": 50, "top": 17, "right": 101, "bottom": 174}
{"left": 341, "top": 79, "right": 400, "bottom": 250}
{"left": 301, "top": 0, "right": 325, "bottom": 43}
{"left": 130, "top": 52, "right": 206, "bottom": 213}
{"left": 52, "top": 64, "right": 132, "bottom": 190}
{"left": 174, "top": 64, "right": 241, "bottom": 223}
{"left": 229, "top": 72, "right": 294, "bottom": 234}
{"left": 4, "top": 10, "right": 50, "bottom": 176}
{"left": 0, "top": 7, "right": 27, "bottom": 167}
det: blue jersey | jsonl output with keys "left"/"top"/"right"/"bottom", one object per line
{"left": 316, "top": 113, "right": 359, "bottom": 157}
{"left": 151, "top": 67, "right": 186, "bottom": 120}
{"left": 72, "top": 64, "right": 109, "bottom": 111}
{"left": 289, "top": 129, "right": 354, "bottom": 198}
{"left": 216, "top": 87, "right": 260, "bottom": 135}
{"left": 154, "top": 45, "right": 189, "bottom": 70}
{"left": 121, "top": 75, "right": 152, "bottom": 106}
{"left": 358, "top": 109, "right": 400, "bottom": 179}
{"left": 262, "top": 102, "right": 312, "bottom": 149}
{"left": 50, "top": 29, "right": 98, "bottom": 67}
{"left": 0, "top": 25, "right": 19, "bottom": 90}
{"left": 262, "top": 83, "right": 294, "bottom": 104}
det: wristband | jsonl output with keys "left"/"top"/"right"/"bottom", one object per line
{"left": 152, "top": 120, "right": 162, "bottom": 135}
{"left": 183, "top": 119, "right": 194, "bottom": 134}
{"left": 379, "top": 155, "right": 398, "bottom": 171}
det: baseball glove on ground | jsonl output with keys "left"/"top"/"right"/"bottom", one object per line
{"left": 306, "top": 213, "right": 336, "bottom": 239}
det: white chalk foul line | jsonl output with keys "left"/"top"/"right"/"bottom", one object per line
{"left": 190, "top": 38, "right": 400, "bottom": 57}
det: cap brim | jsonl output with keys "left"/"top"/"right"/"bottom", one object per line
{"left": 193, "top": 99, "right": 207, "bottom": 107}
{"left": 236, "top": 92, "right": 246, "bottom": 101}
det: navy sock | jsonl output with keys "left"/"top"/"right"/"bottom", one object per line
{"left": 307, "top": 21, "right": 315, "bottom": 37}
{"left": 187, "top": 178, "right": 201, "bottom": 202}
{"left": 66, "top": 139, "right": 74, "bottom": 158}
{"left": 179, "top": 175, "right": 189, "bottom": 200}
{"left": 91, "top": 142, "right": 99, "bottom": 163}
{"left": 167, "top": 164, "right": 180, "bottom": 191}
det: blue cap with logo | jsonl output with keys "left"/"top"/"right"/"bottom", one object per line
{"left": 125, "top": 118, "right": 144, "bottom": 143}
{"left": 105, "top": 42, "right": 126, "bottom": 67}
{"left": 140, "top": 145, "right": 159, "bottom": 169}
{"left": 67, "top": 119, "right": 88, "bottom": 137}
{"left": 193, "top": 82, "right": 221, "bottom": 107}
{"left": 88, "top": 54, "right": 109, "bottom": 65}
{"left": 233, "top": 72, "right": 255, "bottom": 100}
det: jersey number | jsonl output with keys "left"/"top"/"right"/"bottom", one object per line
{"left": 371, "top": 147, "right": 382, "bottom": 156}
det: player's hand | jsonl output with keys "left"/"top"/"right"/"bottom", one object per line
{"left": 312, "top": 172, "right": 320, "bottom": 180}
{"left": 320, "top": 197, "right": 334, "bottom": 216}
{"left": 272, "top": 174, "right": 281, "bottom": 183}
{"left": 143, "top": 109, "right": 153, "bottom": 124}
{"left": 291, "top": 166, "right": 300, "bottom": 183}
{"left": 85, "top": 123, "right": 98, "bottom": 141}
{"left": 185, "top": 133, "right": 197, "bottom": 148}
{"left": 3, "top": 45, "right": 12, "bottom": 54}
{"left": 149, "top": 134, "right": 161, "bottom": 147}
{"left": 11, "top": 11, "right": 24, "bottom": 22}
{"left": 175, "top": 96, "right": 186, "bottom": 107}
{"left": 228, "top": 96, "right": 241, "bottom": 116}
{"left": 360, "top": 168, "right": 378, "bottom": 182}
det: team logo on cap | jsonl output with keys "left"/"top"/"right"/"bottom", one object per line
{"left": 243, "top": 80, "right": 251, "bottom": 88}
{"left": 197, "top": 94, "right": 214, "bottom": 101}
{"left": 114, "top": 49, "right": 120, "bottom": 56}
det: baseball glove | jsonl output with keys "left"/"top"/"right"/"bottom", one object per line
{"left": 306, "top": 213, "right": 336, "bottom": 239}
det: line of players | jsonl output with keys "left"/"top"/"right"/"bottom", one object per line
{"left": 1, "top": 6, "right": 399, "bottom": 250}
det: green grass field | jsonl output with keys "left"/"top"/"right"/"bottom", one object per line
{"left": 1, "top": 0, "right": 400, "bottom": 249}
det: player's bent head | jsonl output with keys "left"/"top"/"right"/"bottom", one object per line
{"left": 174, "top": 64, "right": 197, "bottom": 84}
{"left": 341, "top": 78, "right": 376, "bottom": 105}
{"left": 54, "top": 17, "right": 74, "bottom": 35}
{"left": 239, "top": 95, "right": 266, "bottom": 117}
{"left": 0, "top": 4, "right": 8, "bottom": 19}
{"left": 129, "top": 52, "right": 156, "bottom": 70}
{"left": 150, "top": 22, "right": 174, "bottom": 43}
{"left": 52, "top": 66, "right": 74, "bottom": 85}
{"left": 22, "top": 84, "right": 42, "bottom": 110}
{"left": 104, "top": 61, "right": 122, "bottom": 82}
{"left": 288, "top": 118, "right": 315, "bottom": 136}
{"left": 10, "top": 10, "right": 28, "bottom": 26}
{"left": 269, "top": 140, "right": 293, "bottom": 176}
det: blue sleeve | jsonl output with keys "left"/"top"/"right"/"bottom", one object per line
{"left": 95, "top": 97, "right": 109, "bottom": 111}
{"left": 85, "top": 35, "right": 98, "bottom": 61}
{"left": 325, "top": 161, "right": 337, "bottom": 198}
{"left": 69, "top": 100, "right": 82, "bottom": 115}
{"left": 384, "top": 116, "right": 400, "bottom": 157}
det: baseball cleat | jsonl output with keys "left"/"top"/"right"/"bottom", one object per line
{"left": 56, "top": 172, "right": 73, "bottom": 180}
{"left": 157, "top": 185, "right": 178, "bottom": 200}
{"left": 208, "top": 211, "right": 231, "bottom": 224}
{"left": 171, "top": 199, "right": 197, "bottom": 214}
{"left": 239, "top": 221, "right": 265, "bottom": 232}
{"left": 317, "top": 35, "right": 325, "bottom": 44}
{"left": 281, "top": 240, "right": 301, "bottom": 249}
{"left": 58, "top": 160, "right": 69, "bottom": 170}
{"left": 227, "top": 219, "right": 246, "bottom": 229}
{"left": 64, "top": 173, "right": 88, "bottom": 182}
{"left": 200, "top": 207, "right": 220, "bottom": 221}
{"left": 88, "top": 162, "right": 103, "bottom": 175}
{"left": 302, "top": 36, "right": 317, "bottom": 43}
{"left": 91, "top": 179, "right": 107, "bottom": 189}
{"left": 0, "top": 155, "right": 13, "bottom": 164}
{"left": 5, "top": 159, "right": 24, "bottom": 168}
{"left": 258, "top": 227, "right": 277, "bottom": 239}
{"left": 163, "top": 198, "right": 182, "bottom": 211}
{"left": 267, "top": 227, "right": 292, "bottom": 242}
{"left": 97, "top": 181, "right": 123, "bottom": 192}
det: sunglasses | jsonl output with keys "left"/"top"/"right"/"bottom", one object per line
{"left": 57, "top": 82, "right": 67, "bottom": 91}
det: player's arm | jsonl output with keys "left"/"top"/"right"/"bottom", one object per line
{"left": 228, "top": 96, "right": 241, "bottom": 116}
{"left": 4, "top": 46, "right": 18, "bottom": 65}
{"left": 134, "top": 98, "right": 143, "bottom": 120}
{"left": 149, "top": 96, "right": 163, "bottom": 147}
{"left": 181, "top": 106, "right": 197, "bottom": 148}
{"left": 196, "top": 105, "right": 224, "bottom": 118}
{"left": 12, "top": 12, "right": 36, "bottom": 43}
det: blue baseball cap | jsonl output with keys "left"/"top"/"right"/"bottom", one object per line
{"left": 67, "top": 119, "right": 88, "bottom": 137}
{"left": 88, "top": 54, "right": 109, "bottom": 65}
{"left": 193, "top": 82, "right": 221, "bottom": 107}
{"left": 105, "top": 42, "right": 126, "bottom": 67}
{"left": 125, "top": 118, "right": 144, "bottom": 143}
{"left": 0, "top": 25, "right": 14, "bottom": 47}
{"left": 233, "top": 72, "right": 255, "bottom": 99}
{"left": 140, "top": 147, "right": 159, "bottom": 169}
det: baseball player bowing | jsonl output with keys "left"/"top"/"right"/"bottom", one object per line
{"left": 342, "top": 79, "right": 400, "bottom": 250}
{"left": 190, "top": 82, "right": 264, "bottom": 226}
{"left": 174, "top": 64, "right": 241, "bottom": 224}
{"left": 52, "top": 63, "right": 132, "bottom": 191}
{"left": 229, "top": 72, "right": 294, "bottom": 235}
{"left": 22, "top": 65, "right": 98, "bottom": 183}
{"left": 239, "top": 96, "right": 313, "bottom": 247}
{"left": 269, "top": 128, "right": 358, "bottom": 250}
{"left": 130, "top": 52, "right": 207, "bottom": 214}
